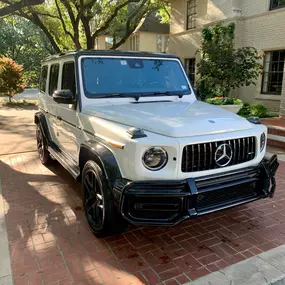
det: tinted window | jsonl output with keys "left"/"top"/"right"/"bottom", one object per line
{"left": 49, "top": 64, "right": 59, "bottom": 96}
{"left": 82, "top": 58, "right": 190, "bottom": 97}
{"left": 61, "top": 62, "right": 76, "bottom": 94}
{"left": 39, "top": 65, "right": 48, "bottom": 93}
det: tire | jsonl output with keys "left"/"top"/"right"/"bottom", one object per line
{"left": 81, "top": 160, "right": 126, "bottom": 237}
{"left": 36, "top": 124, "right": 52, "bottom": 165}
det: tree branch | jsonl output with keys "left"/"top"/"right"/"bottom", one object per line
{"left": 60, "top": 0, "right": 82, "bottom": 49}
{"left": 92, "top": 0, "right": 141, "bottom": 41}
{"left": 0, "top": 0, "right": 44, "bottom": 17}
{"left": 16, "top": 10, "right": 61, "bottom": 53}
{"left": 111, "top": 0, "right": 150, "bottom": 50}
{"left": 54, "top": 0, "right": 78, "bottom": 48}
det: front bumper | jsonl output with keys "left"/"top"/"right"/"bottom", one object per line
{"left": 113, "top": 155, "right": 279, "bottom": 226}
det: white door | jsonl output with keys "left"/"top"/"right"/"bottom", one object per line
{"left": 38, "top": 63, "right": 60, "bottom": 146}
{"left": 55, "top": 61, "right": 80, "bottom": 163}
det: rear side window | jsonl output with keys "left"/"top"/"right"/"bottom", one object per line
{"left": 49, "top": 64, "right": 59, "bottom": 96}
{"left": 39, "top": 65, "right": 48, "bottom": 93}
{"left": 61, "top": 62, "right": 76, "bottom": 94}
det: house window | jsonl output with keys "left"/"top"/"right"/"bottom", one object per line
{"left": 185, "top": 58, "right": 196, "bottom": 83}
{"left": 186, "top": 0, "right": 197, "bottom": 30}
{"left": 105, "top": 37, "right": 113, "bottom": 49}
{"left": 262, "top": 50, "right": 285, "bottom": 95}
{"left": 164, "top": 36, "right": 169, "bottom": 53}
{"left": 130, "top": 35, "right": 139, "bottom": 51}
{"left": 270, "top": 0, "right": 285, "bottom": 10}
{"left": 156, "top": 35, "right": 162, "bottom": 52}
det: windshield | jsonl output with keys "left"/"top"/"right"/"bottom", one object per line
{"left": 81, "top": 57, "right": 191, "bottom": 98}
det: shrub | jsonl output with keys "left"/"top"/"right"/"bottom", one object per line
{"left": 250, "top": 104, "right": 268, "bottom": 117}
{"left": 0, "top": 57, "right": 26, "bottom": 101}
{"left": 206, "top": 97, "right": 242, "bottom": 105}
{"left": 238, "top": 103, "right": 269, "bottom": 118}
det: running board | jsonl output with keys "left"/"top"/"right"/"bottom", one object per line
{"left": 48, "top": 146, "right": 80, "bottom": 179}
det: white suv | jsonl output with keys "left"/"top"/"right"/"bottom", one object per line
{"left": 35, "top": 50, "right": 279, "bottom": 237}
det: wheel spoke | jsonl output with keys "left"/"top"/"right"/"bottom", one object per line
{"left": 96, "top": 193, "right": 102, "bottom": 201}
{"left": 84, "top": 175, "right": 93, "bottom": 195}
{"left": 87, "top": 202, "right": 96, "bottom": 215}
{"left": 84, "top": 169, "right": 104, "bottom": 228}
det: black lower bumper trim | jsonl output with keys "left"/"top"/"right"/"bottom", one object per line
{"left": 115, "top": 155, "right": 279, "bottom": 226}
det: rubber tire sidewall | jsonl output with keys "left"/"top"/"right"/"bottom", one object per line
{"left": 36, "top": 124, "right": 51, "bottom": 165}
{"left": 81, "top": 160, "right": 125, "bottom": 237}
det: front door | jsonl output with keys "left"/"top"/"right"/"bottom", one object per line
{"left": 55, "top": 61, "right": 80, "bottom": 163}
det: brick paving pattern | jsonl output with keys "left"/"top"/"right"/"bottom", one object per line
{"left": 0, "top": 153, "right": 284, "bottom": 285}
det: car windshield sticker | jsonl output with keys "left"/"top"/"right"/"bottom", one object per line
{"left": 120, "top": 60, "right": 127, "bottom": 65}
{"left": 181, "top": 85, "right": 187, "bottom": 90}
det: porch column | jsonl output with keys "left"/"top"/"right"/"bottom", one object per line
{"left": 279, "top": 63, "right": 285, "bottom": 117}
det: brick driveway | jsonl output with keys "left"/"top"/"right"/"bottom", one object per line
{"left": 1, "top": 109, "right": 285, "bottom": 285}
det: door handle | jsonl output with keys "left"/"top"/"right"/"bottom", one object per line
{"left": 56, "top": 116, "right": 62, "bottom": 121}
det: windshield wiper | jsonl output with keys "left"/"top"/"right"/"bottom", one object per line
{"left": 102, "top": 93, "right": 141, "bottom": 100}
{"left": 141, "top": 91, "right": 189, "bottom": 98}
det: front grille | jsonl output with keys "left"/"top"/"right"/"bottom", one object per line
{"left": 196, "top": 181, "right": 258, "bottom": 211}
{"left": 182, "top": 137, "right": 256, "bottom": 172}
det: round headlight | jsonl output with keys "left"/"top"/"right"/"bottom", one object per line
{"left": 260, "top": 133, "right": 266, "bottom": 152}
{"left": 142, "top": 147, "right": 168, "bottom": 171}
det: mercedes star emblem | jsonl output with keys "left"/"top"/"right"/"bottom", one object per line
{"left": 215, "top": 143, "right": 233, "bottom": 167}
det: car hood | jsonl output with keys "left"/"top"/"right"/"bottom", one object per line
{"left": 83, "top": 100, "right": 252, "bottom": 138}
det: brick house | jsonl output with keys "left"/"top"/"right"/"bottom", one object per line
{"left": 169, "top": 0, "right": 285, "bottom": 117}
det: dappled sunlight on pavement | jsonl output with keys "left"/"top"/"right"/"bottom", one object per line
{"left": 1, "top": 153, "right": 285, "bottom": 285}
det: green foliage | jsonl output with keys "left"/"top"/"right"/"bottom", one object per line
{"left": 4, "top": 0, "right": 168, "bottom": 52}
{"left": 156, "top": 3, "right": 170, "bottom": 24}
{"left": 206, "top": 97, "right": 242, "bottom": 105}
{"left": 0, "top": 57, "right": 26, "bottom": 101}
{"left": 197, "top": 23, "right": 263, "bottom": 100}
{"left": 238, "top": 103, "right": 269, "bottom": 118}
{"left": 0, "top": 16, "right": 54, "bottom": 87}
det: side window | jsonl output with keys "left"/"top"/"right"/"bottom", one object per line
{"left": 49, "top": 64, "right": 59, "bottom": 96}
{"left": 39, "top": 65, "right": 48, "bottom": 93}
{"left": 61, "top": 62, "right": 76, "bottom": 94}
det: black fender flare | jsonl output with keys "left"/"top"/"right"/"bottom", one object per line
{"left": 78, "top": 142, "right": 122, "bottom": 188}
{"left": 34, "top": 111, "right": 52, "bottom": 143}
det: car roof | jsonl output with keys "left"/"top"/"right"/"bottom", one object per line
{"left": 42, "top": 50, "right": 179, "bottom": 63}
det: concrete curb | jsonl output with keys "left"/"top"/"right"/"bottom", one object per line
{"left": 0, "top": 178, "right": 13, "bottom": 285}
{"left": 186, "top": 245, "right": 285, "bottom": 285}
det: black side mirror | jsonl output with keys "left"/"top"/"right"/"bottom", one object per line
{"left": 52, "top": 90, "right": 74, "bottom": 104}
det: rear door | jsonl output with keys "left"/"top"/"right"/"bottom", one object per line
{"left": 38, "top": 63, "right": 59, "bottom": 145}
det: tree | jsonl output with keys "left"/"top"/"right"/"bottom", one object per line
{"left": 0, "top": 57, "right": 26, "bottom": 102}
{"left": 196, "top": 23, "right": 263, "bottom": 100}
{"left": 0, "top": 0, "right": 44, "bottom": 17}
{"left": 0, "top": 0, "right": 169, "bottom": 52}
{"left": 0, "top": 16, "right": 55, "bottom": 87}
